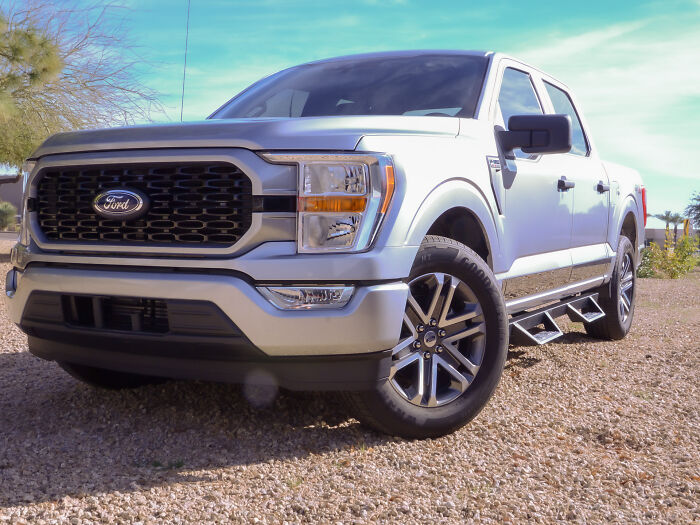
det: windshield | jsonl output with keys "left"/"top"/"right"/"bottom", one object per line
{"left": 210, "top": 54, "right": 489, "bottom": 120}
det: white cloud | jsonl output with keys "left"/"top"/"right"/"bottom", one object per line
{"left": 517, "top": 17, "right": 700, "bottom": 181}
{"left": 514, "top": 13, "right": 700, "bottom": 214}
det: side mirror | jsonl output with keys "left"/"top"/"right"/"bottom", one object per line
{"left": 497, "top": 114, "right": 572, "bottom": 156}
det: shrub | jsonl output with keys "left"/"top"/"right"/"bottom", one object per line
{"left": 638, "top": 233, "right": 699, "bottom": 279}
{"left": 636, "top": 247, "right": 657, "bottom": 278}
{"left": 0, "top": 201, "right": 18, "bottom": 231}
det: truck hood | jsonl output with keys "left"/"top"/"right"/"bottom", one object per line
{"left": 29, "top": 116, "right": 460, "bottom": 159}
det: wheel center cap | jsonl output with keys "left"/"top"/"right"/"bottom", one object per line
{"left": 423, "top": 331, "right": 437, "bottom": 348}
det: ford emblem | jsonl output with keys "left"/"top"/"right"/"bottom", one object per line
{"left": 92, "top": 189, "right": 149, "bottom": 220}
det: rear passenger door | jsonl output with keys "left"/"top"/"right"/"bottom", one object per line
{"left": 539, "top": 79, "right": 611, "bottom": 283}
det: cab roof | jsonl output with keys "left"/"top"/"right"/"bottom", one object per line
{"left": 302, "top": 49, "right": 493, "bottom": 66}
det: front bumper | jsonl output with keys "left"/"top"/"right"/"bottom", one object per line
{"left": 6, "top": 266, "right": 408, "bottom": 357}
{"left": 26, "top": 335, "right": 393, "bottom": 391}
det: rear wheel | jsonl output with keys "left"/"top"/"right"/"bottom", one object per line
{"left": 344, "top": 236, "right": 508, "bottom": 439}
{"left": 585, "top": 236, "right": 636, "bottom": 340}
{"left": 58, "top": 362, "right": 165, "bottom": 390}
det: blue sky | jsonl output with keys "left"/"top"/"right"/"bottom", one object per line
{"left": 125, "top": 0, "right": 700, "bottom": 227}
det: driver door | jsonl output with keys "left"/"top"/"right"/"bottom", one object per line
{"left": 492, "top": 65, "right": 573, "bottom": 299}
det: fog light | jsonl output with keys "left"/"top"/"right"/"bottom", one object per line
{"left": 259, "top": 286, "right": 354, "bottom": 310}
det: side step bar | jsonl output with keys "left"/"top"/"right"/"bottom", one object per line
{"left": 509, "top": 292, "right": 605, "bottom": 346}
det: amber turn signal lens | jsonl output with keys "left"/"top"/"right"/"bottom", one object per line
{"left": 381, "top": 165, "right": 395, "bottom": 214}
{"left": 299, "top": 195, "right": 367, "bottom": 213}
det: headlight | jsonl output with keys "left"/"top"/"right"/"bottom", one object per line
{"left": 261, "top": 153, "right": 395, "bottom": 253}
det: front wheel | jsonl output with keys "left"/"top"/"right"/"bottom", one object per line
{"left": 344, "top": 236, "right": 509, "bottom": 439}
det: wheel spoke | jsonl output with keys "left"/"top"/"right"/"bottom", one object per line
{"left": 389, "top": 352, "right": 423, "bottom": 403}
{"left": 440, "top": 302, "right": 482, "bottom": 328}
{"left": 426, "top": 357, "right": 438, "bottom": 407}
{"left": 435, "top": 356, "right": 470, "bottom": 398}
{"left": 406, "top": 273, "right": 447, "bottom": 324}
{"left": 409, "top": 355, "right": 427, "bottom": 404}
{"left": 392, "top": 351, "right": 421, "bottom": 373}
{"left": 406, "top": 290, "right": 429, "bottom": 325}
{"left": 391, "top": 314, "right": 417, "bottom": 358}
{"left": 621, "top": 254, "right": 631, "bottom": 277}
{"left": 621, "top": 280, "right": 633, "bottom": 294}
{"left": 443, "top": 322, "right": 485, "bottom": 346}
{"left": 437, "top": 276, "right": 458, "bottom": 325}
{"left": 391, "top": 336, "right": 416, "bottom": 358}
{"left": 620, "top": 295, "right": 630, "bottom": 312}
{"left": 424, "top": 273, "right": 446, "bottom": 321}
{"left": 620, "top": 293, "right": 631, "bottom": 313}
{"left": 444, "top": 344, "right": 479, "bottom": 375}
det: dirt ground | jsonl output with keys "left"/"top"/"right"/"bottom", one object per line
{"left": 1, "top": 239, "right": 698, "bottom": 523}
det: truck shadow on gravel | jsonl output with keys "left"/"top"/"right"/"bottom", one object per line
{"left": 0, "top": 344, "right": 541, "bottom": 507}
{"left": 0, "top": 350, "right": 393, "bottom": 507}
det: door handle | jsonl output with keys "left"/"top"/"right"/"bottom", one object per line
{"left": 597, "top": 181, "right": 610, "bottom": 193}
{"left": 558, "top": 176, "right": 575, "bottom": 191}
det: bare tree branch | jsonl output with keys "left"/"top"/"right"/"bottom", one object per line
{"left": 0, "top": 0, "right": 163, "bottom": 168}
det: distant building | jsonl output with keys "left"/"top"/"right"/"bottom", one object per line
{"left": 645, "top": 226, "right": 696, "bottom": 246}
{"left": 0, "top": 177, "right": 23, "bottom": 210}
{"left": 0, "top": 176, "right": 23, "bottom": 228}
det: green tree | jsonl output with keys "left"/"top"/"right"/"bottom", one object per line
{"left": 0, "top": 2, "right": 160, "bottom": 171}
{"left": 0, "top": 12, "right": 62, "bottom": 117}
{"left": 0, "top": 200, "right": 17, "bottom": 230}
{"left": 653, "top": 210, "right": 685, "bottom": 245}
{"left": 686, "top": 192, "right": 700, "bottom": 229}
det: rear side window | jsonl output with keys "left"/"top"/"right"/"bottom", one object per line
{"left": 543, "top": 82, "right": 589, "bottom": 156}
{"left": 497, "top": 68, "right": 543, "bottom": 158}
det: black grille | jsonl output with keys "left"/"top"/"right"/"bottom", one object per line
{"left": 36, "top": 163, "right": 253, "bottom": 245}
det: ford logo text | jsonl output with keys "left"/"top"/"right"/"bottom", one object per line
{"left": 92, "top": 189, "right": 149, "bottom": 220}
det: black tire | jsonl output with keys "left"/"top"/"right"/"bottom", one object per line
{"left": 344, "top": 235, "right": 509, "bottom": 439}
{"left": 585, "top": 236, "right": 636, "bottom": 340}
{"left": 58, "top": 362, "right": 166, "bottom": 390}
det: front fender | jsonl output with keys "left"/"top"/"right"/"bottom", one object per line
{"left": 404, "top": 178, "right": 502, "bottom": 271}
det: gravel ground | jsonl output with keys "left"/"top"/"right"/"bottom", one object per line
{"left": 1, "top": 239, "right": 698, "bottom": 523}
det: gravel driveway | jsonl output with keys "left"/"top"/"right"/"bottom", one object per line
{"left": 1, "top": 239, "right": 698, "bottom": 523}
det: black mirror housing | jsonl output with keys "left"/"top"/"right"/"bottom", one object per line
{"left": 498, "top": 114, "right": 572, "bottom": 156}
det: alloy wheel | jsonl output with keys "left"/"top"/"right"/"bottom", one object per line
{"left": 389, "top": 272, "right": 486, "bottom": 407}
{"left": 619, "top": 252, "right": 634, "bottom": 323}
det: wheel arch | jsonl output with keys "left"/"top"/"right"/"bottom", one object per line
{"left": 621, "top": 211, "right": 637, "bottom": 248}
{"left": 615, "top": 195, "right": 641, "bottom": 264}
{"left": 404, "top": 179, "right": 501, "bottom": 271}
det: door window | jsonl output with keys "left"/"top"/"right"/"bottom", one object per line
{"left": 543, "top": 82, "right": 589, "bottom": 156}
{"left": 496, "top": 68, "right": 543, "bottom": 158}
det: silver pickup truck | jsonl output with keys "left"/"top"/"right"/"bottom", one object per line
{"left": 5, "top": 50, "right": 646, "bottom": 438}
